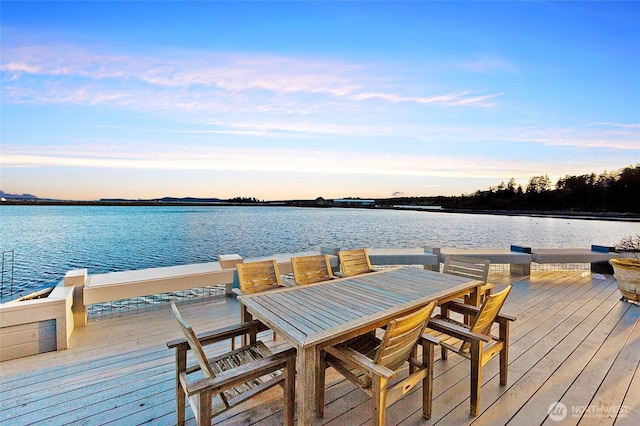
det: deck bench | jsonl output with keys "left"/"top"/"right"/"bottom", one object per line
{"left": 367, "top": 248, "right": 440, "bottom": 271}
{"left": 531, "top": 245, "right": 618, "bottom": 273}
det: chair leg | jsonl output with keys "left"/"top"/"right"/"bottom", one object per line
{"left": 372, "top": 376, "right": 388, "bottom": 426}
{"left": 198, "top": 390, "right": 212, "bottom": 426}
{"left": 176, "top": 387, "right": 186, "bottom": 426}
{"left": 499, "top": 318, "right": 510, "bottom": 385}
{"left": 469, "top": 341, "right": 482, "bottom": 416}
{"left": 316, "top": 350, "right": 327, "bottom": 417}
{"left": 175, "top": 349, "right": 187, "bottom": 426}
{"left": 240, "top": 305, "right": 250, "bottom": 346}
{"left": 283, "top": 355, "right": 296, "bottom": 426}
{"left": 422, "top": 340, "right": 435, "bottom": 420}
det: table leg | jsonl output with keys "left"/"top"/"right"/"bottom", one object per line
{"left": 296, "top": 345, "right": 317, "bottom": 425}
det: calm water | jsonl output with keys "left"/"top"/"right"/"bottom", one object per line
{"left": 1, "top": 205, "right": 638, "bottom": 298}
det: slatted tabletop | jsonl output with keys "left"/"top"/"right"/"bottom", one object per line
{"left": 238, "top": 266, "right": 482, "bottom": 425}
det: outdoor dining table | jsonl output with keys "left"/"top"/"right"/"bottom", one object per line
{"left": 237, "top": 266, "right": 483, "bottom": 425}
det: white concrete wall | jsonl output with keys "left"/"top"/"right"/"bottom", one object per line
{"left": 0, "top": 285, "right": 73, "bottom": 361}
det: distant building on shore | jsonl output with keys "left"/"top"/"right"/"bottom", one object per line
{"left": 333, "top": 198, "right": 375, "bottom": 207}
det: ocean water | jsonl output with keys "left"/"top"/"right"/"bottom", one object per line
{"left": 1, "top": 205, "right": 638, "bottom": 299}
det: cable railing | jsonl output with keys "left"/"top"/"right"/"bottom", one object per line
{"left": 88, "top": 285, "right": 226, "bottom": 318}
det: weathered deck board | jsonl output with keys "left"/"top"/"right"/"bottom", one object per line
{"left": 502, "top": 285, "right": 627, "bottom": 425}
{"left": 372, "top": 272, "right": 615, "bottom": 425}
{"left": 475, "top": 279, "right": 624, "bottom": 425}
{"left": 1, "top": 270, "right": 638, "bottom": 425}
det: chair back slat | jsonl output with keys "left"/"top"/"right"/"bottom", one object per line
{"left": 171, "top": 303, "right": 216, "bottom": 379}
{"left": 375, "top": 302, "right": 435, "bottom": 371}
{"left": 339, "top": 249, "right": 373, "bottom": 276}
{"left": 469, "top": 285, "right": 512, "bottom": 336}
{"left": 237, "top": 260, "right": 281, "bottom": 294}
{"left": 443, "top": 256, "right": 490, "bottom": 283}
{"left": 291, "top": 254, "right": 334, "bottom": 285}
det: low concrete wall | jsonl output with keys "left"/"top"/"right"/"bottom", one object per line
{"left": 0, "top": 284, "right": 74, "bottom": 361}
{"left": 83, "top": 263, "right": 236, "bottom": 305}
{"left": 82, "top": 250, "right": 337, "bottom": 308}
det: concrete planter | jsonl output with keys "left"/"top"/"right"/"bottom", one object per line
{"left": 609, "top": 258, "right": 640, "bottom": 303}
{"left": 0, "top": 284, "right": 74, "bottom": 361}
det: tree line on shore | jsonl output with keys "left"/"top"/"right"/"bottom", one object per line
{"left": 378, "top": 164, "right": 640, "bottom": 214}
{"left": 3, "top": 165, "right": 638, "bottom": 214}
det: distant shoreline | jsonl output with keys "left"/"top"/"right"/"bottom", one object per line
{"left": 424, "top": 207, "right": 640, "bottom": 222}
{"left": 2, "top": 199, "right": 639, "bottom": 222}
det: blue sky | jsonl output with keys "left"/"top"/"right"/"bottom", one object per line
{"left": 1, "top": 1, "right": 639, "bottom": 201}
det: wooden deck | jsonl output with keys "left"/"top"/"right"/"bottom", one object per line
{"left": 1, "top": 270, "right": 638, "bottom": 425}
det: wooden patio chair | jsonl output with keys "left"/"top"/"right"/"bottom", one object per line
{"left": 424, "top": 285, "right": 515, "bottom": 416}
{"left": 338, "top": 248, "right": 375, "bottom": 277}
{"left": 167, "top": 303, "right": 296, "bottom": 425}
{"left": 236, "top": 259, "right": 282, "bottom": 294}
{"left": 235, "top": 259, "right": 282, "bottom": 343}
{"left": 316, "top": 302, "right": 439, "bottom": 425}
{"left": 291, "top": 254, "right": 334, "bottom": 285}
{"left": 443, "top": 255, "right": 493, "bottom": 307}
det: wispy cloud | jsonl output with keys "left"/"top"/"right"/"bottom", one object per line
{"left": 509, "top": 125, "right": 640, "bottom": 150}
{"left": 586, "top": 122, "right": 640, "bottom": 129}
{"left": 349, "top": 91, "right": 501, "bottom": 107}
{"left": 0, "top": 142, "right": 602, "bottom": 182}
{"left": 195, "top": 119, "right": 640, "bottom": 150}
{"left": 1, "top": 43, "right": 501, "bottom": 113}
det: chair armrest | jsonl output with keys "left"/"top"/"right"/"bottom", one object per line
{"left": 185, "top": 347, "right": 296, "bottom": 396}
{"left": 420, "top": 334, "right": 440, "bottom": 346}
{"left": 442, "top": 301, "right": 516, "bottom": 323}
{"left": 427, "top": 318, "right": 491, "bottom": 343}
{"left": 326, "top": 345, "right": 396, "bottom": 380}
{"left": 167, "top": 320, "right": 264, "bottom": 349}
{"left": 440, "top": 301, "right": 481, "bottom": 317}
{"left": 232, "top": 288, "right": 244, "bottom": 296}
{"left": 497, "top": 312, "right": 517, "bottom": 322}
